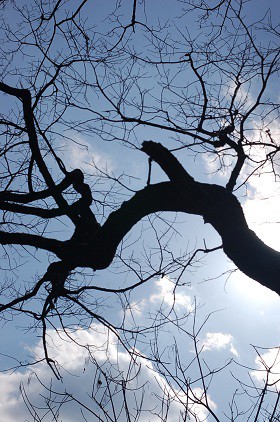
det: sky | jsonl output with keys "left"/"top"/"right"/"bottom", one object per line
{"left": 0, "top": 0, "right": 280, "bottom": 421}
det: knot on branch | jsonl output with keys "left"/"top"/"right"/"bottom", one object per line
{"left": 70, "top": 168, "right": 93, "bottom": 208}
{"left": 69, "top": 168, "right": 101, "bottom": 232}
{"left": 214, "top": 124, "right": 235, "bottom": 147}
{"left": 45, "top": 261, "right": 70, "bottom": 282}
{"left": 45, "top": 261, "right": 70, "bottom": 305}
{"left": 71, "top": 168, "right": 84, "bottom": 189}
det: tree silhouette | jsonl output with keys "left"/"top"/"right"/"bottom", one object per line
{"left": 0, "top": 0, "right": 279, "bottom": 420}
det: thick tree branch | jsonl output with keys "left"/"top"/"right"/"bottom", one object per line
{"left": 80, "top": 141, "right": 280, "bottom": 296}
{"left": 0, "top": 201, "right": 65, "bottom": 218}
{"left": 141, "top": 142, "right": 280, "bottom": 295}
{"left": 0, "top": 231, "right": 64, "bottom": 257}
{"left": 1, "top": 137, "right": 279, "bottom": 297}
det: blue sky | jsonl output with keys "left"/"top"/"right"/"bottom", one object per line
{"left": 0, "top": 0, "right": 280, "bottom": 420}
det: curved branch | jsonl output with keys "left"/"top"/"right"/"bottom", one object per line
{"left": 84, "top": 142, "right": 280, "bottom": 296}
{"left": 141, "top": 142, "right": 280, "bottom": 295}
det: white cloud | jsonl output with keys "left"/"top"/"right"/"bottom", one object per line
{"left": 0, "top": 324, "right": 116, "bottom": 421}
{"left": 126, "top": 299, "right": 145, "bottom": 316}
{"left": 201, "top": 332, "right": 238, "bottom": 356}
{"left": 202, "top": 151, "right": 233, "bottom": 179}
{"left": 227, "top": 81, "right": 255, "bottom": 110}
{"left": 64, "top": 135, "right": 113, "bottom": 173}
{"left": 150, "top": 276, "right": 193, "bottom": 311}
{"left": 229, "top": 343, "right": 239, "bottom": 357}
{"left": 157, "top": 385, "right": 217, "bottom": 422}
{"left": 251, "top": 347, "right": 280, "bottom": 389}
{"left": 0, "top": 323, "right": 217, "bottom": 422}
{"left": 124, "top": 277, "right": 193, "bottom": 325}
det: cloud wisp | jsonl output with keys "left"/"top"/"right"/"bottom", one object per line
{"left": 0, "top": 322, "right": 217, "bottom": 421}
{"left": 201, "top": 332, "right": 239, "bottom": 357}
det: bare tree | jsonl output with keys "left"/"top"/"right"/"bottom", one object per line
{"left": 0, "top": 0, "right": 279, "bottom": 420}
